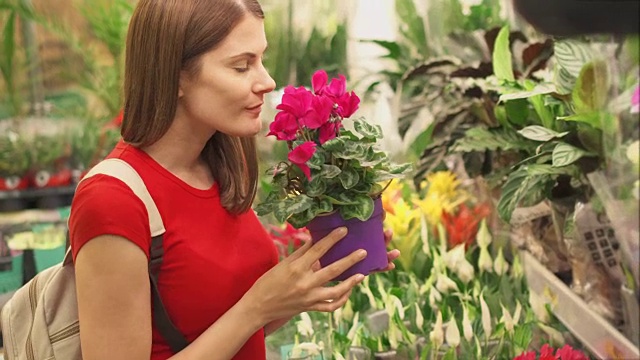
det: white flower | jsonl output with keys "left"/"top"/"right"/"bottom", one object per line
{"left": 529, "top": 291, "right": 550, "bottom": 323}
{"left": 480, "top": 295, "right": 492, "bottom": 338}
{"left": 478, "top": 246, "right": 493, "bottom": 273}
{"left": 420, "top": 214, "right": 431, "bottom": 255}
{"left": 295, "top": 312, "right": 314, "bottom": 337}
{"left": 493, "top": 248, "right": 509, "bottom": 275}
{"left": 513, "top": 301, "right": 522, "bottom": 325}
{"left": 456, "top": 260, "right": 475, "bottom": 284}
{"left": 346, "top": 312, "right": 361, "bottom": 341}
{"left": 415, "top": 303, "right": 424, "bottom": 329}
{"left": 445, "top": 318, "right": 461, "bottom": 348}
{"left": 429, "top": 311, "right": 444, "bottom": 348}
{"left": 436, "top": 273, "right": 459, "bottom": 294}
{"left": 429, "top": 286, "right": 443, "bottom": 309}
{"left": 445, "top": 244, "right": 466, "bottom": 271}
{"left": 512, "top": 254, "right": 524, "bottom": 279}
{"left": 476, "top": 219, "right": 492, "bottom": 248}
{"left": 462, "top": 305, "right": 474, "bottom": 342}
{"left": 500, "top": 303, "right": 515, "bottom": 333}
{"left": 291, "top": 342, "right": 324, "bottom": 357}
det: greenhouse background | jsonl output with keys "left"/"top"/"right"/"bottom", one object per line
{"left": 0, "top": 0, "right": 638, "bottom": 359}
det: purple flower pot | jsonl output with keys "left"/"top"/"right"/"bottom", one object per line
{"left": 306, "top": 197, "right": 387, "bottom": 281}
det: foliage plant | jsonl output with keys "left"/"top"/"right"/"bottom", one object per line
{"left": 450, "top": 27, "right": 639, "bottom": 222}
{"left": 255, "top": 70, "right": 411, "bottom": 228}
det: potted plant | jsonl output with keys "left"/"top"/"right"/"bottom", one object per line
{"left": 256, "top": 70, "right": 412, "bottom": 280}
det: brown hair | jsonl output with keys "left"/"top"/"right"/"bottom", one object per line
{"left": 122, "top": 0, "right": 264, "bottom": 214}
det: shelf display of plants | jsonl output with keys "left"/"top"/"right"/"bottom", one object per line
{"left": 0, "top": 130, "right": 31, "bottom": 192}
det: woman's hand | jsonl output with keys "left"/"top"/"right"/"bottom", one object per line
{"left": 379, "top": 229, "right": 400, "bottom": 272}
{"left": 240, "top": 227, "right": 366, "bottom": 326}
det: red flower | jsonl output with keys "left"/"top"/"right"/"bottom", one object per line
{"left": 300, "top": 95, "right": 333, "bottom": 129}
{"left": 540, "top": 344, "right": 555, "bottom": 359}
{"left": 111, "top": 109, "right": 124, "bottom": 127}
{"left": 513, "top": 351, "right": 536, "bottom": 360}
{"left": 269, "top": 223, "right": 310, "bottom": 258}
{"left": 318, "top": 120, "right": 342, "bottom": 144}
{"left": 556, "top": 345, "right": 589, "bottom": 360}
{"left": 441, "top": 203, "right": 491, "bottom": 249}
{"left": 288, "top": 141, "right": 317, "bottom": 180}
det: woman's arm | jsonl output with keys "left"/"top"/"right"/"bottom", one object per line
{"left": 75, "top": 235, "right": 266, "bottom": 360}
{"left": 76, "top": 228, "right": 365, "bottom": 360}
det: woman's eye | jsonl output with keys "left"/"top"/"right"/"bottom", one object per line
{"left": 234, "top": 66, "right": 250, "bottom": 73}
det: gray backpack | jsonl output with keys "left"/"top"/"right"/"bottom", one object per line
{"left": 1, "top": 158, "right": 189, "bottom": 359}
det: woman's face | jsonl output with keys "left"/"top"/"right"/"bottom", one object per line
{"left": 177, "top": 14, "right": 276, "bottom": 137}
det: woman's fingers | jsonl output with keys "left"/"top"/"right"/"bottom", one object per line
{"left": 384, "top": 229, "right": 393, "bottom": 246}
{"left": 314, "top": 249, "right": 367, "bottom": 284}
{"left": 300, "top": 227, "right": 348, "bottom": 268}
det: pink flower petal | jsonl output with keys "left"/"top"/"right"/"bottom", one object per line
{"left": 288, "top": 141, "right": 317, "bottom": 180}
{"left": 312, "top": 70, "right": 328, "bottom": 95}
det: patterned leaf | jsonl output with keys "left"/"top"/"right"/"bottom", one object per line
{"left": 552, "top": 143, "right": 589, "bottom": 167}
{"left": 354, "top": 119, "right": 383, "bottom": 140}
{"left": 320, "top": 164, "right": 341, "bottom": 179}
{"left": 517, "top": 126, "right": 568, "bottom": 142}
{"left": 340, "top": 195, "right": 375, "bottom": 222}
{"left": 339, "top": 167, "right": 360, "bottom": 189}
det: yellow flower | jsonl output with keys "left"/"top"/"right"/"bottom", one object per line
{"left": 415, "top": 192, "right": 445, "bottom": 226}
{"left": 384, "top": 198, "right": 419, "bottom": 237}
{"left": 426, "top": 171, "right": 461, "bottom": 201}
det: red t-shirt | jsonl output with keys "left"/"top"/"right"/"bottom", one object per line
{"left": 69, "top": 141, "right": 278, "bottom": 359}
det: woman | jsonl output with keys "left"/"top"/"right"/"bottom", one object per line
{"left": 68, "top": 0, "right": 399, "bottom": 359}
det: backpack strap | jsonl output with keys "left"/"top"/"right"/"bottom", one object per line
{"left": 68, "top": 158, "right": 189, "bottom": 354}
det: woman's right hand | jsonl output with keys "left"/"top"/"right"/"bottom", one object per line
{"left": 241, "top": 227, "right": 366, "bottom": 325}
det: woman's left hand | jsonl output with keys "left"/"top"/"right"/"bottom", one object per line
{"left": 377, "top": 229, "right": 400, "bottom": 272}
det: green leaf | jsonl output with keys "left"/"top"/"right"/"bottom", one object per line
{"left": 314, "top": 197, "right": 334, "bottom": 215}
{"left": 288, "top": 209, "right": 315, "bottom": 229}
{"left": 504, "top": 99, "right": 530, "bottom": 126}
{"left": 497, "top": 165, "right": 572, "bottom": 222}
{"left": 306, "top": 176, "right": 327, "bottom": 197}
{"left": 555, "top": 67, "right": 576, "bottom": 95}
{"left": 518, "top": 126, "right": 568, "bottom": 142}
{"left": 338, "top": 167, "right": 360, "bottom": 189}
{"left": 554, "top": 40, "right": 595, "bottom": 78}
{"left": 558, "top": 112, "right": 603, "bottom": 130}
{"left": 322, "top": 137, "right": 345, "bottom": 152}
{"left": 325, "top": 193, "right": 359, "bottom": 206}
{"left": 334, "top": 142, "right": 365, "bottom": 160}
{"left": 360, "top": 147, "right": 387, "bottom": 167}
{"left": 308, "top": 150, "right": 326, "bottom": 170}
{"left": 499, "top": 83, "right": 556, "bottom": 102}
{"left": 492, "top": 25, "right": 514, "bottom": 82}
{"left": 354, "top": 119, "right": 383, "bottom": 140}
{"left": 340, "top": 195, "right": 375, "bottom": 221}
{"left": 387, "top": 162, "right": 412, "bottom": 175}
{"left": 572, "top": 61, "right": 609, "bottom": 113}
{"left": 453, "top": 127, "right": 535, "bottom": 153}
{"left": 320, "top": 164, "right": 341, "bottom": 178}
{"left": 253, "top": 202, "right": 273, "bottom": 216}
{"left": 552, "top": 143, "right": 589, "bottom": 167}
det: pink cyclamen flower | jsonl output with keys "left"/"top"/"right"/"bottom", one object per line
{"left": 318, "top": 120, "right": 342, "bottom": 144}
{"left": 300, "top": 95, "right": 334, "bottom": 129}
{"left": 312, "top": 70, "right": 328, "bottom": 95}
{"left": 288, "top": 141, "right": 317, "bottom": 180}
{"left": 336, "top": 91, "right": 360, "bottom": 118}
{"left": 277, "top": 85, "right": 314, "bottom": 118}
{"left": 268, "top": 111, "right": 299, "bottom": 141}
{"left": 631, "top": 86, "right": 639, "bottom": 114}
{"left": 539, "top": 344, "right": 556, "bottom": 360}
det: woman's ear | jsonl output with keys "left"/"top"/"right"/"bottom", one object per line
{"left": 178, "top": 71, "right": 187, "bottom": 98}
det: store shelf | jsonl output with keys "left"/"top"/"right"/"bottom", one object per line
{"left": 0, "top": 185, "right": 75, "bottom": 200}
{"left": 521, "top": 250, "right": 640, "bottom": 359}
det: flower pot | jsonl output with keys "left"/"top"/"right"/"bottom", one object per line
{"left": 306, "top": 197, "right": 387, "bottom": 281}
